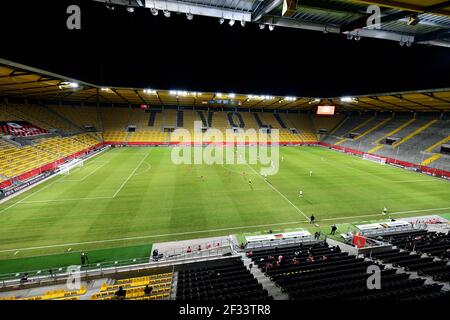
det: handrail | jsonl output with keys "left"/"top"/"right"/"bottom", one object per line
{"left": 0, "top": 242, "right": 235, "bottom": 289}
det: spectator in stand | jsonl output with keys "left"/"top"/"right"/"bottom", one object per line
{"left": 198, "top": 245, "right": 202, "bottom": 251}
{"left": 268, "top": 255, "right": 275, "bottom": 261}
{"left": 247, "top": 250, "right": 254, "bottom": 258}
{"left": 307, "top": 255, "right": 314, "bottom": 263}
{"left": 144, "top": 285, "right": 153, "bottom": 296}
{"left": 187, "top": 246, "right": 192, "bottom": 253}
{"left": 321, "top": 255, "right": 328, "bottom": 261}
{"left": 278, "top": 255, "right": 284, "bottom": 263}
{"left": 115, "top": 286, "right": 126, "bottom": 299}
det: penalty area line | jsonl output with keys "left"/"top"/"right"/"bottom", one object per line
{"left": 112, "top": 152, "right": 150, "bottom": 198}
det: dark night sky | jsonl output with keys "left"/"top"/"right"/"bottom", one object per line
{"left": 1, "top": 0, "right": 450, "bottom": 97}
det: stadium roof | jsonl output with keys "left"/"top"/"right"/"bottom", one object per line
{"left": 1, "top": 58, "right": 449, "bottom": 112}
{"left": 92, "top": 0, "right": 450, "bottom": 48}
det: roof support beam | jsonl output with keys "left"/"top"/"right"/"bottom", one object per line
{"left": 415, "top": 29, "right": 450, "bottom": 42}
{"left": 421, "top": 92, "right": 450, "bottom": 104}
{"left": 350, "top": 1, "right": 450, "bottom": 16}
{"left": 252, "top": 0, "right": 283, "bottom": 22}
{"left": 367, "top": 96, "right": 415, "bottom": 112}
{"left": 342, "top": 1, "right": 450, "bottom": 33}
{"left": 393, "top": 94, "right": 440, "bottom": 111}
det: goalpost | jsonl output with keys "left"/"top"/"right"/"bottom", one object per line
{"left": 57, "top": 158, "right": 84, "bottom": 175}
{"left": 362, "top": 153, "right": 386, "bottom": 165}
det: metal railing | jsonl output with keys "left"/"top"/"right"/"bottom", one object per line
{"left": 0, "top": 239, "right": 236, "bottom": 289}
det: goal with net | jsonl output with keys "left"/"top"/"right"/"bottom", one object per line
{"left": 362, "top": 153, "right": 386, "bottom": 165}
{"left": 57, "top": 158, "right": 84, "bottom": 175}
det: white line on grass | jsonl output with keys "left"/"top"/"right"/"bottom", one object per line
{"left": 245, "top": 163, "right": 310, "bottom": 222}
{"left": 0, "top": 176, "right": 65, "bottom": 215}
{"left": 393, "top": 180, "right": 438, "bottom": 183}
{"left": 321, "top": 207, "right": 450, "bottom": 222}
{"left": 0, "top": 221, "right": 304, "bottom": 253}
{"left": 2, "top": 206, "right": 450, "bottom": 254}
{"left": 21, "top": 196, "right": 113, "bottom": 204}
{"left": 59, "top": 161, "right": 110, "bottom": 182}
{"left": 112, "top": 152, "right": 150, "bottom": 198}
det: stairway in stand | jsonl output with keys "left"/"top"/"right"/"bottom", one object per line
{"left": 240, "top": 253, "right": 289, "bottom": 300}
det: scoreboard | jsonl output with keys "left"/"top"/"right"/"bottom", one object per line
{"left": 317, "top": 105, "right": 335, "bottom": 115}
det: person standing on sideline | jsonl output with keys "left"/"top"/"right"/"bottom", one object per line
{"left": 80, "top": 252, "right": 86, "bottom": 266}
{"left": 310, "top": 214, "right": 315, "bottom": 224}
{"left": 331, "top": 224, "right": 337, "bottom": 235}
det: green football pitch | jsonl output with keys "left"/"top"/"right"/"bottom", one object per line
{"left": 0, "top": 146, "right": 449, "bottom": 262}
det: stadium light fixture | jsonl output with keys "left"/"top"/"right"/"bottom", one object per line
{"left": 151, "top": 8, "right": 158, "bottom": 16}
{"left": 346, "top": 33, "right": 354, "bottom": 40}
{"left": 105, "top": 0, "right": 115, "bottom": 10}
{"left": 126, "top": 7, "right": 135, "bottom": 13}
{"left": 144, "top": 89, "right": 157, "bottom": 94}
{"left": 163, "top": 10, "right": 171, "bottom": 17}
{"left": 285, "top": 96, "right": 296, "bottom": 102}
{"left": 259, "top": 23, "right": 265, "bottom": 30}
{"left": 229, "top": 93, "right": 236, "bottom": 98}
{"left": 219, "top": 17, "right": 225, "bottom": 24}
{"left": 59, "top": 81, "right": 79, "bottom": 89}
{"left": 216, "top": 93, "right": 223, "bottom": 98}
{"left": 240, "top": 20, "right": 246, "bottom": 27}
{"left": 341, "top": 97, "right": 357, "bottom": 103}
{"left": 101, "top": 87, "right": 111, "bottom": 92}
{"left": 354, "top": 35, "right": 361, "bottom": 41}
{"left": 186, "top": 12, "right": 194, "bottom": 20}
{"left": 268, "top": 24, "right": 275, "bottom": 31}
{"left": 229, "top": 19, "right": 235, "bottom": 26}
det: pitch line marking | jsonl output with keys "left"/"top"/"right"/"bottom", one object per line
{"left": 0, "top": 221, "right": 304, "bottom": 253}
{"left": 112, "top": 152, "right": 151, "bottom": 198}
{"left": 21, "top": 196, "right": 113, "bottom": 204}
{"left": 245, "top": 163, "right": 310, "bottom": 222}
{"left": 0, "top": 175, "right": 66, "bottom": 215}
{"left": 59, "top": 161, "right": 110, "bottom": 182}
{"left": 321, "top": 207, "right": 450, "bottom": 222}
{"left": 393, "top": 180, "right": 439, "bottom": 183}
{"left": 2, "top": 206, "right": 450, "bottom": 254}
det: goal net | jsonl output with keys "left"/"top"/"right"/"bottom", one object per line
{"left": 362, "top": 153, "right": 386, "bottom": 165}
{"left": 57, "top": 158, "right": 84, "bottom": 175}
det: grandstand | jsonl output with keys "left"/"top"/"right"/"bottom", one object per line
{"left": 1, "top": 0, "right": 450, "bottom": 304}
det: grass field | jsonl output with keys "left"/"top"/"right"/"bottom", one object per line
{"left": 0, "top": 146, "right": 449, "bottom": 267}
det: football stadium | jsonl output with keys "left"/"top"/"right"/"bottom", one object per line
{"left": 0, "top": 0, "right": 450, "bottom": 306}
